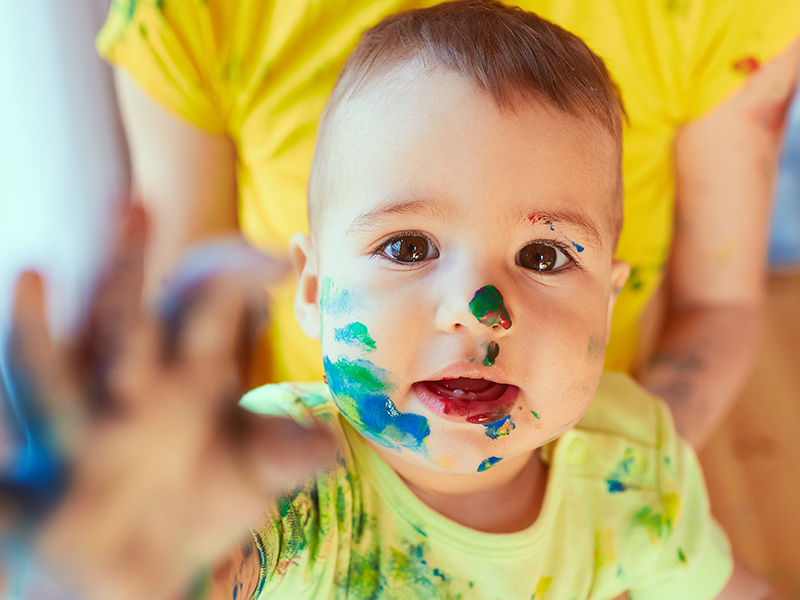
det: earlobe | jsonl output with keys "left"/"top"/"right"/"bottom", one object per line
{"left": 289, "top": 233, "right": 321, "bottom": 340}
{"left": 606, "top": 259, "right": 631, "bottom": 337}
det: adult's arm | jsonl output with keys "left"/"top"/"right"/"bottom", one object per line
{"left": 639, "top": 36, "right": 800, "bottom": 449}
{"left": 113, "top": 69, "right": 240, "bottom": 297}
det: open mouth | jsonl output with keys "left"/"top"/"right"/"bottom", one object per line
{"left": 413, "top": 378, "right": 518, "bottom": 424}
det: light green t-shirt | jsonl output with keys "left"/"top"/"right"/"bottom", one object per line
{"left": 240, "top": 372, "right": 732, "bottom": 599}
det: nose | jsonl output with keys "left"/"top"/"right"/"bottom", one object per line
{"left": 434, "top": 284, "right": 513, "bottom": 334}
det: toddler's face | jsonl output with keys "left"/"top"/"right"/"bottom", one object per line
{"left": 293, "top": 66, "right": 628, "bottom": 474}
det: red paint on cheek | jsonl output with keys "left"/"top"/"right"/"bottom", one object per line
{"left": 733, "top": 56, "right": 761, "bottom": 75}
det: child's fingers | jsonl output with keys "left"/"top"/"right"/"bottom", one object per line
{"left": 156, "top": 240, "right": 287, "bottom": 364}
{"left": 10, "top": 271, "right": 53, "bottom": 380}
{"left": 82, "top": 205, "right": 148, "bottom": 401}
{"left": 175, "top": 278, "right": 247, "bottom": 403}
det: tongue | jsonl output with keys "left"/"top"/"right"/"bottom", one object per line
{"left": 425, "top": 378, "right": 507, "bottom": 402}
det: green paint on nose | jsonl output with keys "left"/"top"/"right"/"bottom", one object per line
{"left": 483, "top": 341, "right": 500, "bottom": 366}
{"left": 469, "top": 285, "right": 511, "bottom": 329}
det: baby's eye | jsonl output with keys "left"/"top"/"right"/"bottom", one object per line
{"left": 380, "top": 234, "right": 439, "bottom": 263}
{"left": 516, "top": 242, "right": 572, "bottom": 272}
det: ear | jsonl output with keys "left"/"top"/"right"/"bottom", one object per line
{"left": 606, "top": 259, "right": 630, "bottom": 339}
{"left": 289, "top": 233, "right": 321, "bottom": 340}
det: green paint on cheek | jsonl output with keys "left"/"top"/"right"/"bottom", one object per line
{"left": 483, "top": 341, "right": 500, "bottom": 366}
{"left": 477, "top": 456, "right": 503, "bottom": 471}
{"left": 531, "top": 411, "right": 540, "bottom": 419}
{"left": 469, "top": 285, "right": 511, "bottom": 329}
{"left": 334, "top": 322, "right": 376, "bottom": 351}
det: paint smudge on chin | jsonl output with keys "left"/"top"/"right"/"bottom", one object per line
{"left": 483, "top": 341, "right": 499, "bottom": 366}
{"left": 323, "top": 356, "right": 430, "bottom": 452}
{"left": 321, "top": 277, "right": 354, "bottom": 317}
{"left": 469, "top": 285, "right": 511, "bottom": 329}
{"left": 483, "top": 414, "right": 515, "bottom": 439}
{"left": 477, "top": 456, "right": 503, "bottom": 471}
{"left": 334, "top": 321, "right": 376, "bottom": 352}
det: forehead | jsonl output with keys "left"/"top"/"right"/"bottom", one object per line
{"left": 318, "top": 65, "right": 619, "bottom": 244}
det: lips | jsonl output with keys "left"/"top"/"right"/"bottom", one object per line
{"left": 414, "top": 378, "right": 518, "bottom": 424}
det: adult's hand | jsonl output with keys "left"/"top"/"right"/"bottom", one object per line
{"left": 5, "top": 206, "right": 336, "bottom": 600}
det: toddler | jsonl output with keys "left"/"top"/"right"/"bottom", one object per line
{"left": 212, "top": 1, "right": 734, "bottom": 597}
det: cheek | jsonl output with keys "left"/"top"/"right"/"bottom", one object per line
{"left": 322, "top": 354, "right": 431, "bottom": 454}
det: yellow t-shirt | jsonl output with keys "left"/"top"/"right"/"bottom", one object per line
{"left": 239, "top": 372, "right": 732, "bottom": 599}
{"left": 97, "top": 0, "right": 800, "bottom": 384}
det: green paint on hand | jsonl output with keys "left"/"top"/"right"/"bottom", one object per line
{"left": 469, "top": 285, "right": 511, "bottom": 329}
{"left": 334, "top": 322, "right": 376, "bottom": 351}
{"left": 477, "top": 456, "right": 503, "bottom": 471}
{"left": 678, "top": 547, "right": 687, "bottom": 564}
{"left": 483, "top": 341, "right": 500, "bottom": 366}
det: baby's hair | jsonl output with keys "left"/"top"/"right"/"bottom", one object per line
{"left": 309, "top": 0, "right": 625, "bottom": 242}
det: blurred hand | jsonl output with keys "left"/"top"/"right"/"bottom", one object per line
{"left": 7, "top": 205, "right": 336, "bottom": 600}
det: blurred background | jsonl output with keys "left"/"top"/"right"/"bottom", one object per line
{"left": 1, "top": 0, "right": 799, "bottom": 596}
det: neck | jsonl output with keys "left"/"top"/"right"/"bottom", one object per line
{"left": 373, "top": 447, "right": 549, "bottom": 533}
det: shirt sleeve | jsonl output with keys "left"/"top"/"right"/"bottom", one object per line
{"left": 628, "top": 402, "right": 733, "bottom": 599}
{"left": 678, "top": 0, "right": 800, "bottom": 121}
{"left": 96, "top": 0, "right": 238, "bottom": 134}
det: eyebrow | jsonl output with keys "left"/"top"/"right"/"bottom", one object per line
{"left": 345, "top": 197, "right": 456, "bottom": 236}
{"left": 522, "top": 209, "right": 603, "bottom": 249}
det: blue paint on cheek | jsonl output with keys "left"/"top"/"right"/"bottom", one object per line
{"left": 483, "top": 414, "right": 515, "bottom": 439}
{"left": 321, "top": 277, "right": 355, "bottom": 317}
{"left": 323, "top": 356, "right": 430, "bottom": 452}
{"left": 571, "top": 241, "right": 585, "bottom": 253}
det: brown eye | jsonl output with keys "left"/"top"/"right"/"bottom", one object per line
{"left": 382, "top": 235, "right": 438, "bottom": 263}
{"left": 516, "top": 242, "right": 570, "bottom": 272}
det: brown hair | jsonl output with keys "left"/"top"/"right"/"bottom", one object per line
{"left": 309, "top": 0, "right": 625, "bottom": 240}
